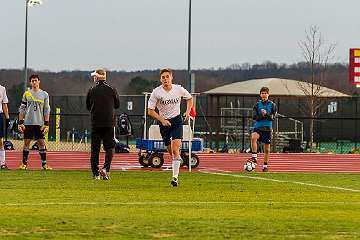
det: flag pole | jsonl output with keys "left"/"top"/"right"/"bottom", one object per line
{"left": 188, "top": 118, "right": 192, "bottom": 172}
{"left": 192, "top": 95, "right": 197, "bottom": 134}
{"left": 188, "top": 94, "right": 197, "bottom": 172}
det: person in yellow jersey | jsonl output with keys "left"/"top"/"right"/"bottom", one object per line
{"left": 18, "top": 74, "right": 51, "bottom": 170}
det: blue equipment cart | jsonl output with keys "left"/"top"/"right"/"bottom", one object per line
{"left": 136, "top": 137, "right": 203, "bottom": 168}
{"left": 137, "top": 93, "right": 202, "bottom": 169}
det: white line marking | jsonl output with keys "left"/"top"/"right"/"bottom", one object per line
{"left": 2, "top": 201, "right": 360, "bottom": 207}
{"left": 112, "top": 165, "right": 144, "bottom": 171}
{"left": 200, "top": 170, "right": 360, "bottom": 193}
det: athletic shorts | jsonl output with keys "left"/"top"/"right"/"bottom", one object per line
{"left": 24, "top": 125, "right": 45, "bottom": 140}
{"left": 0, "top": 113, "right": 4, "bottom": 138}
{"left": 159, "top": 115, "right": 183, "bottom": 146}
{"left": 253, "top": 128, "right": 272, "bottom": 144}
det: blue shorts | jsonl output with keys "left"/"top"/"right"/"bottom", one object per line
{"left": 0, "top": 113, "right": 4, "bottom": 138}
{"left": 159, "top": 115, "right": 183, "bottom": 146}
{"left": 253, "top": 128, "right": 272, "bottom": 144}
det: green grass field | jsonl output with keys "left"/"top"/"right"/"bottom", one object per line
{"left": 0, "top": 170, "right": 359, "bottom": 240}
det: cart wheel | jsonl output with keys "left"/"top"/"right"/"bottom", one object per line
{"left": 138, "top": 154, "right": 150, "bottom": 167}
{"left": 183, "top": 153, "right": 200, "bottom": 168}
{"left": 149, "top": 152, "right": 164, "bottom": 168}
{"left": 180, "top": 152, "right": 187, "bottom": 167}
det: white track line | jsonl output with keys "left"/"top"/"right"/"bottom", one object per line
{"left": 200, "top": 170, "right": 360, "bottom": 193}
{"left": 2, "top": 201, "right": 360, "bottom": 207}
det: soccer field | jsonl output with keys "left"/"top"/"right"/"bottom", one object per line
{"left": 0, "top": 171, "right": 359, "bottom": 240}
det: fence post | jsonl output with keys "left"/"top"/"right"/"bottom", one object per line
{"left": 273, "top": 114, "right": 279, "bottom": 152}
{"left": 72, "top": 128, "right": 75, "bottom": 151}
{"left": 85, "top": 129, "right": 88, "bottom": 146}
{"left": 242, "top": 116, "right": 245, "bottom": 152}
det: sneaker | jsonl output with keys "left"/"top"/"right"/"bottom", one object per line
{"left": 171, "top": 177, "right": 178, "bottom": 187}
{"left": 94, "top": 175, "right": 100, "bottom": 180}
{"left": 42, "top": 164, "right": 52, "bottom": 170}
{"left": 0, "top": 165, "right": 9, "bottom": 170}
{"left": 99, "top": 168, "right": 109, "bottom": 180}
{"left": 262, "top": 167, "right": 269, "bottom": 172}
{"left": 19, "top": 163, "right": 28, "bottom": 170}
{"left": 247, "top": 158, "right": 257, "bottom": 168}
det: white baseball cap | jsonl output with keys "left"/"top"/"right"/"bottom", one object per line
{"left": 90, "top": 69, "right": 106, "bottom": 77}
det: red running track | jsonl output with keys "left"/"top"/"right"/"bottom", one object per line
{"left": 4, "top": 151, "right": 360, "bottom": 173}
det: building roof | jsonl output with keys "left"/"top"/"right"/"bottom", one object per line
{"left": 204, "top": 78, "right": 349, "bottom": 97}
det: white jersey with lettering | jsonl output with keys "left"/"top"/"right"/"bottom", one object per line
{"left": 148, "top": 84, "right": 192, "bottom": 119}
{"left": 0, "top": 85, "right": 9, "bottom": 113}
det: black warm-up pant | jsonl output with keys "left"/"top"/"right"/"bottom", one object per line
{"left": 90, "top": 127, "right": 115, "bottom": 176}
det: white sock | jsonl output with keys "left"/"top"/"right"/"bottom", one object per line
{"left": 0, "top": 149, "right": 5, "bottom": 166}
{"left": 251, "top": 153, "right": 257, "bottom": 159}
{"left": 172, "top": 159, "right": 181, "bottom": 178}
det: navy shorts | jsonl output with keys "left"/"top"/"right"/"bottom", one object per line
{"left": 253, "top": 128, "right": 272, "bottom": 144}
{"left": 159, "top": 115, "right": 183, "bottom": 146}
{"left": 0, "top": 113, "right": 4, "bottom": 138}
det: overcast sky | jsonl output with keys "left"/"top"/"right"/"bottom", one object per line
{"left": 1, "top": 0, "right": 359, "bottom": 71}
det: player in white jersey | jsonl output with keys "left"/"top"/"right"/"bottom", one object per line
{"left": 148, "top": 68, "right": 193, "bottom": 187}
{"left": 0, "top": 85, "right": 10, "bottom": 169}
{"left": 18, "top": 74, "right": 52, "bottom": 170}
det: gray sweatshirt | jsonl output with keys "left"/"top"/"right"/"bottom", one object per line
{"left": 19, "top": 89, "right": 51, "bottom": 126}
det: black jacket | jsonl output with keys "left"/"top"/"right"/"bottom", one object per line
{"left": 86, "top": 81, "right": 120, "bottom": 127}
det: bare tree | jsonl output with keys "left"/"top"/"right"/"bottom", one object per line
{"left": 298, "top": 26, "right": 336, "bottom": 150}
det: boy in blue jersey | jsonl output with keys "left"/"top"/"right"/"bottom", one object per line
{"left": 249, "top": 87, "right": 277, "bottom": 172}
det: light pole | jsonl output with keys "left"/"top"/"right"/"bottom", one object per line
{"left": 187, "top": 0, "right": 192, "bottom": 92}
{"left": 23, "top": 0, "right": 42, "bottom": 92}
{"left": 24, "top": 0, "right": 29, "bottom": 92}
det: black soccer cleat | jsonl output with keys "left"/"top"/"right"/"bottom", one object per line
{"left": 0, "top": 165, "right": 9, "bottom": 170}
{"left": 247, "top": 157, "right": 257, "bottom": 164}
{"left": 171, "top": 177, "right": 178, "bottom": 187}
{"left": 99, "top": 168, "right": 110, "bottom": 180}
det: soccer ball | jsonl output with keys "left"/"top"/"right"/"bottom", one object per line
{"left": 243, "top": 161, "right": 256, "bottom": 172}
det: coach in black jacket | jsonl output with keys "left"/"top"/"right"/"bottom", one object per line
{"left": 86, "top": 69, "right": 120, "bottom": 180}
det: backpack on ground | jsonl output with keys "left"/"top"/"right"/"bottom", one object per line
{"left": 117, "top": 113, "right": 132, "bottom": 136}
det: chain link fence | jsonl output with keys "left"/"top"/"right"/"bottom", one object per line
{"left": 4, "top": 95, "right": 360, "bottom": 153}
{"left": 4, "top": 112, "right": 359, "bottom": 154}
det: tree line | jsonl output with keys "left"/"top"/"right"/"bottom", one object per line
{"left": 0, "top": 61, "right": 358, "bottom": 113}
